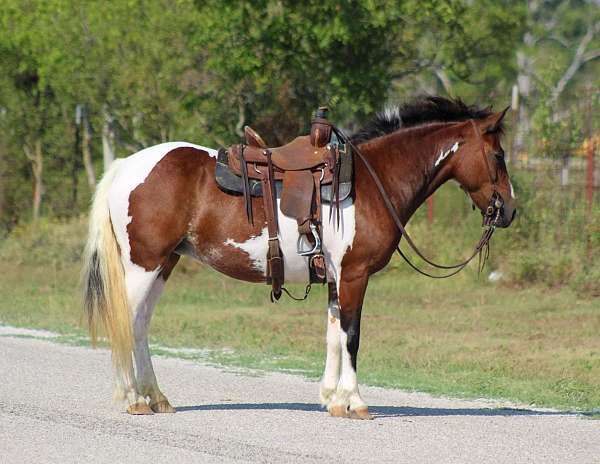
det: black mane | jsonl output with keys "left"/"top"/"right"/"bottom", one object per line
{"left": 351, "top": 96, "right": 494, "bottom": 144}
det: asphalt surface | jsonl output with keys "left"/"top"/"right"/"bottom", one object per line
{"left": 1, "top": 334, "right": 599, "bottom": 463}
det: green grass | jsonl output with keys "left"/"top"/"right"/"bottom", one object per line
{"left": 1, "top": 227, "right": 599, "bottom": 411}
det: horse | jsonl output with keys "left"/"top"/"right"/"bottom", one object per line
{"left": 82, "top": 96, "right": 516, "bottom": 418}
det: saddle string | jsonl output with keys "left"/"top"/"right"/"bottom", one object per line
{"left": 273, "top": 284, "right": 312, "bottom": 302}
{"left": 331, "top": 124, "right": 497, "bottom": 277}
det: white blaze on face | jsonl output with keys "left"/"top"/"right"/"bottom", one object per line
{"left": 509, "top": 180, "right": 516, "bottom": 199}
{"left": 434, "top": 141, "right": 460, "bottom": 167}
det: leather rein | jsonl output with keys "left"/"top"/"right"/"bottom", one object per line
{"left": 331, "top": 119, "right": 504, "bottom": 279}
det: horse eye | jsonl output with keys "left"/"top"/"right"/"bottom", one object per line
{"left": 494, "top": 151, "right": 505, "bottom": 160}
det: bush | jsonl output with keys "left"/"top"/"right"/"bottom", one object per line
{"left": 0, "top": 216, "right": 87, "bottom": 268}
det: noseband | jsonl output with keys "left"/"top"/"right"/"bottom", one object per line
{"left": 333, "top": 120, "right": 502, "bottom": 279}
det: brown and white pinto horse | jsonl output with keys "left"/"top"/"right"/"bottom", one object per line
{"left": 83, "top": 97, "right": 516, "bottom": 418}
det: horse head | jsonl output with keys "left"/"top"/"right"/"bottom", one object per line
{"left": 448, "top": 108, "right": 516, "bottom": 228}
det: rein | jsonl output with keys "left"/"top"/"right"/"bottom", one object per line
{"left": 332, "top": 121, "right": 502, "bottom": 279}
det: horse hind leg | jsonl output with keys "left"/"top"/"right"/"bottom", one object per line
{"left": 110, "top": 263, "right": 161, "bottom": 414}
{"left": 133, "top": 254, "right": 180, "bottom": 413}
{"left": 114, "top": 253, "right": 180, "bottom": 414}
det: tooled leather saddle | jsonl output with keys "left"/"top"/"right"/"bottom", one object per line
{"left": 215, "top": 107, "right": 353, "bottom": 300}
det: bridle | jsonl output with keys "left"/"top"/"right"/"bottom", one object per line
{"left": 332, "top": 119, "right": 505, "bottom": 279}
{"left": 469, "top": 119, "right": 505, "bottom": 229}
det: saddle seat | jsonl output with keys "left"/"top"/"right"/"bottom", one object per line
{"left": 228, "top": 136, "right": 335, "bottom": 182}
{"left": 242, "top": 134, "right": 332, "bottom": 171}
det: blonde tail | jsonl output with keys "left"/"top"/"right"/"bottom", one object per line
{"left": 82, "top": 159, "right": 133, "bottom": 375}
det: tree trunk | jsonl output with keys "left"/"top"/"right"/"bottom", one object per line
{"left": 24, "top": 139, "right": 44, "bottom": 222}
{"left": 560, "top": 155, "right": 570, "bottom": 187}
{"left": 102, "top": 108, "right": 115, "bottom": 171}
{"left": 515, "top": 46, "right": 533, "bottom": 154}
{"left": 63, "top": 105, "right": 79, "bottom": 211}
{"left": 81, "top": 109, "right": 96, "bottom": 191}
{"left": 551, "top": 21, "right": 600, "bottom": 104}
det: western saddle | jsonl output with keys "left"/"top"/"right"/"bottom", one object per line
{"left": 220, "top": 107, "right": 350, "bottom": 300}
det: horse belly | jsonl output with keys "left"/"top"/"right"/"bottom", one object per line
{"left": 220, "top": 200, "right": 310, "bottom": 284}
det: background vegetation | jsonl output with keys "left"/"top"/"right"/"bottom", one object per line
{"left": 0, "top": 0, "right": 599, "bottom": 410}
{"left": 0, "top": 0, "right": 598, "bottom": 229}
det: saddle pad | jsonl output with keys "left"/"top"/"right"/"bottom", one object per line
{"left": 215, "top": 148, "right": 353, "bottom": 203}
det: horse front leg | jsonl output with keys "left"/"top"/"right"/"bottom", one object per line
{"left": 320, "top": 283, "right": 342, "bottom": 407}
{"left": 328, "top": 271, "right": 372, "bottom": 420}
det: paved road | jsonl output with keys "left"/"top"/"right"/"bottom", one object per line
{"left": 1, "top": 335, "right": 598, "bottom": 464}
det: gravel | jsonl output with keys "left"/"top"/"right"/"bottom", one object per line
{"left": 1, "top": 336, "right": 598, "bottom": 464}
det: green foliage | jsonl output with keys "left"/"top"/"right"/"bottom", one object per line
{"left": 191, "top": 0, "right": 410, "bottom": 143}
{"left": 0, "top": 216, "right": 87, "bottom": 266}
{"left": 0, "top": 0, "right": 598, "bottom": 234}
{"left": 0, "top": 0, "right": 528, "bottom": 230}
{"left": 497, "top": 170, "right": 600, "bottom": 294}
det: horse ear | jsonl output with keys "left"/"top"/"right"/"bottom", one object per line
{"left": 481, "top": 106, "right": 509, "bottom": 134}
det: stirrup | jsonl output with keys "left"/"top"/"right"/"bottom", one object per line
{"left": 297, "top": 222, "right": 321, "bottom": 256}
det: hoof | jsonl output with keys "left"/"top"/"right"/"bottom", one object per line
{"left": 127, "top": 402, "right": 154, "bottom": 415}
{"left": 328, "top": 404, "right": 350, "bottom": 418}
{"left": 150, "top": 400, "right": 176, "bottom": 414}
{"left": 350, "top": 406, "right": 373, "bottom": 420}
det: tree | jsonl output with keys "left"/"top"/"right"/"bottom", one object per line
{"left": 190, "top": 1, "right": 425, "bottom": 144}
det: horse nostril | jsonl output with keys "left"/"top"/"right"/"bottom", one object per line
{"left": 511, "top": 209, "right": 517, "bottom": 221}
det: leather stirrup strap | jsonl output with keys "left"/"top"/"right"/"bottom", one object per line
{"left": 238, "top": 145, "right": 253, "bottom": 224}
{"left": 311, "top": 170, "right": 326, "bottom": 282}
{"left": 260, "top": 150, "right": 284, "bottom": 300}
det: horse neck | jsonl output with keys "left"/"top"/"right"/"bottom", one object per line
{"left": 356, "top": 123, "right": 454, "bottom": 224}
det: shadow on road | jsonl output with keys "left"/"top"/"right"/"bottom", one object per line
{"left": 175, "top": 402, "right": 577, "bottom": 418}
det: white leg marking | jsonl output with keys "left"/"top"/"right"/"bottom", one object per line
{"left": 320, "top": 295, "right": 341, "bottom": 406}
{"left": 133, "top": 277, "right": 166, "bottom": 402}
{"left": 105, "top": 141, "right": 216, "bottom": 408}
{"left": 331, "top": 329, "right": 367, "bottom": 411}
{"left": 112, "top": 263, "right": 160, "bottom": 406}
